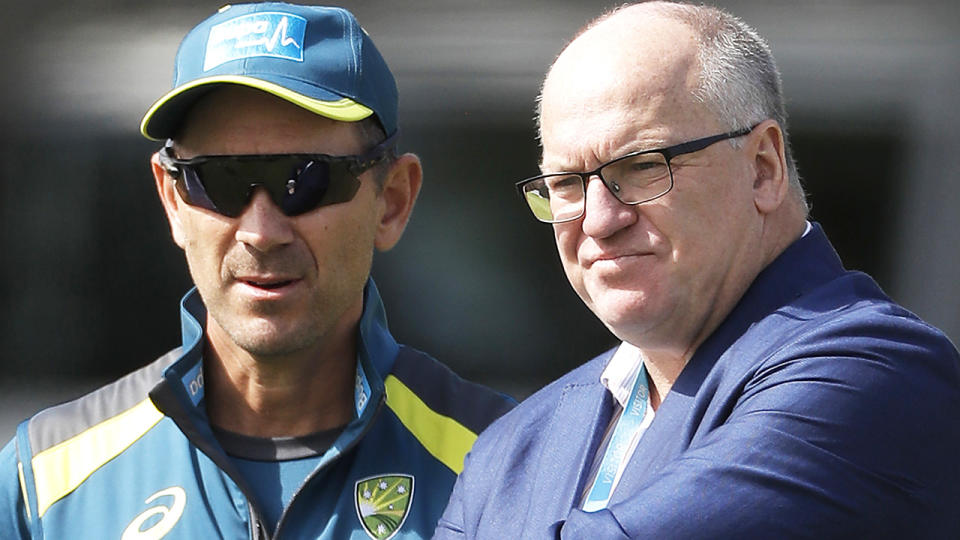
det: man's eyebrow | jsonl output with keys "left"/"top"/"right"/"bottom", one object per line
{"left": 539, "top": 161, "right": 572, "bottom": 173}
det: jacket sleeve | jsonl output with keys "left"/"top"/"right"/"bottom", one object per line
{"left": 561, "top": 324, "right": 960, "bottom": 539}
{"left": 0, "top": 438, "right": 31, "bottom": 539}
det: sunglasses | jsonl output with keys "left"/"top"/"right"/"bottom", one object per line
{"left": 157, "top": 131, "right": 397, "bottom": 217}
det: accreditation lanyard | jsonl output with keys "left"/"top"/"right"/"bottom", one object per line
{"left": 582, "top": 362, "right": 650, "bottom": 512}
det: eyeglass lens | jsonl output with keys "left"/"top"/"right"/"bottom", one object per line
{"left": 520, "top": 152, "right": 672, "bottom": 222}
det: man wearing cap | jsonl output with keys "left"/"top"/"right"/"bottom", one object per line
{"left": 0, "top": 3, "right": 512, "bottom": 539}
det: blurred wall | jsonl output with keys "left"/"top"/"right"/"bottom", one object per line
{"left": 2, "top": 0, "right": 959, "bottom": 441}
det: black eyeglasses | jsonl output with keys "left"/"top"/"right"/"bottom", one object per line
{"left": 515, "top": 126, "right": 755, "bottom": 223}
{"left": 158, "top": 131, "right": 398, "bottom": 218}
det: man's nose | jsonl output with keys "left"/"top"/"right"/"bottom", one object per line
{"left": 234, "top": 188, "right": 295, "bottom": 252}
{"left": 580, "top": 175, "right": 637, "bottom": 238}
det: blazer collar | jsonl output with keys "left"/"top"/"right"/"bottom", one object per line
{"left": 608, "top": 222, "right": 846, "bottom": 502}
{"left": 673, "top": 221, "right": 845, "bottom": 399}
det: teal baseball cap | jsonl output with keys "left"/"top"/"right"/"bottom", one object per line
{"left": 141, "top": 2, "right": 398, "bottom": 140}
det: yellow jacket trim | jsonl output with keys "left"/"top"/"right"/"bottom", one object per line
{"left": 17, "top": 462, "right": 30, "bottom": 521}
{"left": 32, "top": 398, "right": 164, "bottom": 517}
{"left": 384, "top": 375, "right": 477, "bottom": 474}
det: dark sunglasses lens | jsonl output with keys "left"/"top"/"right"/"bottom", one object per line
{"left": 178, "top": 166, "right": 237, "bottom": 216}
{"left": 193, "top": 162, "right": 253, "bottom": 218}
{"left": 279, "top": 160, "right": 332, "bottom": 216}
{"left": 316, "top": 162, "right": 363, "bottom": 207}
{"left": 273, "top": 159, "right": 361, "bottom": 216}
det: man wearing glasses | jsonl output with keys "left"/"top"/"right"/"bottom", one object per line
{"left": 437, "top": 2, "right": 960, "bottom": 538}
{"left": 0, "top": 4, "right": 512, "bottom": 539}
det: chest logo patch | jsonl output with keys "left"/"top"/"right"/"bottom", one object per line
{"left": 354, "top": 474, "right": 414, "bottom": 539}
{"left": 122, "top": 486, "right": 186, "bottom": 540}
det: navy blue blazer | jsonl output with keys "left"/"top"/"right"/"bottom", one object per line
{"left": 436, "top": 224, "right": 960, "bottom": 539}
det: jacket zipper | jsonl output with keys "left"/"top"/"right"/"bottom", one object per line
{"left": 272, "top": 396, "right": 386, "bottom": 538}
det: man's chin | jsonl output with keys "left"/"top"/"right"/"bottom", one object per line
{"left": 234, "top": 336, "right": 314, "bottom": 360}
{"left": 217, "top": 317, "right": 317, "bottom": 359}
{"left": 589, "top": 293, "right": 662, "bottom": 337}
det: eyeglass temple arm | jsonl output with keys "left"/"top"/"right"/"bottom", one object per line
{"left": 661, "top": 126, "right": 754, "bottom": 159}
{"left": 157, "top": 141, "right": 180, "bottom": 176}
{"left": 357, "top": 129, "right": 400, "bottom": 165}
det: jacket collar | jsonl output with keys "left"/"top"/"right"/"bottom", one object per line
{"left": 670, "top": 221, "right": 844, "bottom": 401}
{"left": 607, "top": 222, "right": 846, "bottom": 502}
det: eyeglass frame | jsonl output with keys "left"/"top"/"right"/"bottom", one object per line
{"left": 515, "top": 125, "right": 757, "bottom": 223}
{"left": 156, "top": 130, "right": 399, "bottom": 217}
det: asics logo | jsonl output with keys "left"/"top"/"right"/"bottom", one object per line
{"left": 122, "top": 486, "right": 186, "bottom": 540}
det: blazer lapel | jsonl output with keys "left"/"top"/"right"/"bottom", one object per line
{"left": 606, "top": 387, "right": 696, "bottom": 506}
{"left": 589, "top": 224, "right": 848, "bottom": 510}
{"left": 523, "top": 380, "right": 613, "bottom": 534}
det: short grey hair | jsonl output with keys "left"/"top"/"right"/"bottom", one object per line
{"left": 538, "top": 1, "right": 807, "bottom": 210}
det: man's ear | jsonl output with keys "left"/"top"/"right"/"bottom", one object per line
{"left": 750, "top": 119, "right": 790, "bottom": 214}
{"left": 374, "top": 153, "right": 423, "bottom": 251}
{"left": 151, "top": 152, "right": 187, "bottom": 249}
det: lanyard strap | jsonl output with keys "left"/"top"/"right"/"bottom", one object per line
{"left": 582, "top": 363, "right": 649, "bottom": 512}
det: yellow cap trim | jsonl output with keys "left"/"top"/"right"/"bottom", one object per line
{"left": 140, "top": 75, "right": 374, "bottom": 140}
{"left": 384, "top": 375, "right": 478, "bottom": 474}
{"left": 31, "top": 398, "right": 164, "bottom": 517}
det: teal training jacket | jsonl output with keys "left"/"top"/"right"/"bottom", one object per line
{"left": 0, "top": 280, "right": 514, "bottom": 539}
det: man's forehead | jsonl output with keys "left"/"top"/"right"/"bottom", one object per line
{"left": 172, "top": 90, "right": 366, "bottom": 161}
{"left": 540, "top": 107, "right": 658, "bottom": 166}
{"left": 182, "top": 86, "right": 330, "bottom": 126}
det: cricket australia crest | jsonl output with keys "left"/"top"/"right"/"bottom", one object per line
{"left": 354, "top": 474, "right": 414, "bottom": 539}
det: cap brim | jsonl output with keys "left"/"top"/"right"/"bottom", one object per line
{"left": 140, "top": 75, "right": 374, "bottom": 141}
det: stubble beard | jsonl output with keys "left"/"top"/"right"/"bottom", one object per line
{"left": 209, "top": 293, "right": 328, "bottom": 360}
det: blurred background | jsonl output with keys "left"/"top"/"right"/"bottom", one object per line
{"left": 2, "top": 0, "right": 959, "bottom": 442}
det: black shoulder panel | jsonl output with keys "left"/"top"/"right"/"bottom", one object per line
{"left": 390, "top": 346, "right": 516, "bottom": 435}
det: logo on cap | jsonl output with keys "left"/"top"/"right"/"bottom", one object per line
{"left": 204, "top": 12, "right": 307, "bottom": 71}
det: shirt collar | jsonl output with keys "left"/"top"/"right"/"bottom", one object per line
{"left": 600, "top": 342, "right": 645, "bottom": 408}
